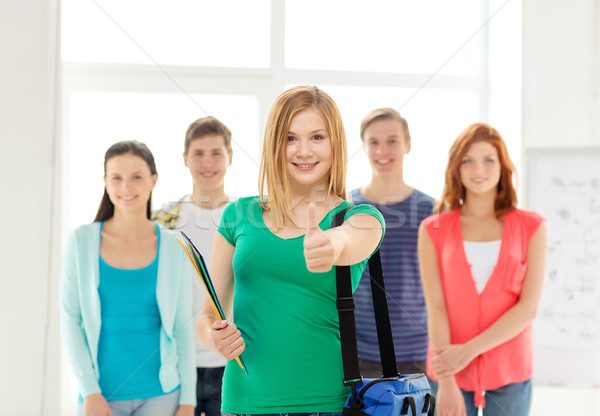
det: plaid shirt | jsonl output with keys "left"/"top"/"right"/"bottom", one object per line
{"left": 152, "top": 195, "right": 186, "bottom": 230}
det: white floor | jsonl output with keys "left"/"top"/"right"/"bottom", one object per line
{"left": 456, "top": 386, "right": 600, "bottom": 416}
{"left": 529, "top": 386, "right": 600, "bottom": 415}
{"left": 60, "top": 386, "right": 600, "bottom": 416}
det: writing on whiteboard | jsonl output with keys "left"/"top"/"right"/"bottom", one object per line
{"left": 534, "top": 170, "right": 600, "bottom": 345}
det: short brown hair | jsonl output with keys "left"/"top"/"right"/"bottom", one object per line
{"left": 360, "top": 107, "right": 411, "bottom": 143}
{"left": 184, "top": 116, "right": 232, "bottom": 154}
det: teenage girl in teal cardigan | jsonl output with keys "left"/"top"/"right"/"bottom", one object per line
{"left": 59, "top": 141, "right": 196, "bottom": 416}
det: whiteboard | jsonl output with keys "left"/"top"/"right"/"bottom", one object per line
{"left": 526, "top": 148, "right": 600, "bottom": 386}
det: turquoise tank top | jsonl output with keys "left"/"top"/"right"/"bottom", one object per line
{"left": 97, "top": 222, "right": 166, "bottom": 400}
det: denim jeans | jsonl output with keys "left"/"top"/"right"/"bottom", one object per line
{"left": 222, "top": 413, "right": 342, "bottom": 416}
{"left": 429, "top": 378, "right": 532, "bottom": 416}
{"left": 196, "top": 366, "right": 225, "bottom": 416}
{"left": 78, "top": 390, "right": 179, "bottom": 416}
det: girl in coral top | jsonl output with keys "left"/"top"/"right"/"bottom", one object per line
{"left": 418, "top": 123, "right": 547, "bottom": 416}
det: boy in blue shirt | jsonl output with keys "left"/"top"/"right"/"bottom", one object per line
{"left": 351, "top": 108, "right": 435, "bottom": 376}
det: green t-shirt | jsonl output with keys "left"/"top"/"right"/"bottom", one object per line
{"left": 217, "top": 196, "right": 385, "bottom": 413}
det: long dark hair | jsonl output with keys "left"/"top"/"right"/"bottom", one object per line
{"left": 94, "top": 140, "right": 158, "bottom": 222}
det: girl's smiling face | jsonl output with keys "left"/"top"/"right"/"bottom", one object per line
{"left": 285, "top": 108, "right": 332, "bottom": 192}
{"left": 104, "top": 153, "right": 157, "bottom": 214}
{"left": 459, "top": 141, "right": 501, "bottom": 197}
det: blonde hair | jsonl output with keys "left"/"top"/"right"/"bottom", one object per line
{"left": 258, "top": 86, "right": 347, "bottom": 228}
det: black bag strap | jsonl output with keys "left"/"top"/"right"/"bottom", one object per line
{"left": 333, "top": 207, "right": 399, "bottom": 385}
{"left": 401, "top": 396, "right": 417, "bottom": 416}
{"left": 423, "top": 393, "right": 436, "bottom": 416}
{"left": 334, "top": 208, "right": 362, "bottom": 385}
{"left": 367, "top": 246, "right": 399, "bottom": 378}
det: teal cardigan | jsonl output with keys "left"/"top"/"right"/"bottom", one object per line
{"left": 59, "top": 222, "right": 197, "bottom": 406}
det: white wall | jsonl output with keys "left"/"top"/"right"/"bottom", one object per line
{"left": 0, "top": 0, "right": 61, "bottom": 414}
{"left": 523, "top": 0, "right": 600, "bottom": 148}
{"left": 523, "top": 0, "right": 600, "bottom": 414}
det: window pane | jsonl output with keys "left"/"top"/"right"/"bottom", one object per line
{"left": 285, "top": 0, "right": 481, "bottom": 75}
{"left": 313, "top": 85, "right": 480, "bottom": 199}
{"left": 65, "top": 91, "right": 260, "bottom": 232}
{"left": 61, "top": 0, "right": 270, "bottom": 67}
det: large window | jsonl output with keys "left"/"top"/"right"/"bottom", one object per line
{"left": 61, "top": 0, "right": 271, "bottom": 67}
{"left": 60, "top": 1, "right": 520, "bottom": 412}
{"left": 64, "top": 91, "right": 260, "bottom": 231}
{"left": 285, "top": 0, "right": 481, "bottom": 75}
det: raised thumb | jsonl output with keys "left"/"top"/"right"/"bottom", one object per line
{"left": 306, "top": 203, "right": 318, "bottom": 238}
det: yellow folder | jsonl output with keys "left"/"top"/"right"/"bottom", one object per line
{"left": 178, "top": 231, "right": 248, "bottom": 375}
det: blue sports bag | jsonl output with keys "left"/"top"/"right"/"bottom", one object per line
{"left": 343, "top": 374, "right": 435, "bottom": 416}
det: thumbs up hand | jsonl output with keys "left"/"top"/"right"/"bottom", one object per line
{"left": 303, "top": 203, "right": 342, "bottom": 273}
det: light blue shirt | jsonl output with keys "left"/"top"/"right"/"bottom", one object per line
{"left": 97, "top": 221, "right": 168, "bottom": 400}
{"left": 59, "top": 222, "right": 197, "bottom": 406}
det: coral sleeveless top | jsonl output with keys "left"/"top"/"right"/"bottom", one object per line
{"left": 422, "top": 208, "right": 543, "bottom": 407}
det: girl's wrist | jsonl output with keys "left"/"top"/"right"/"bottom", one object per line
{"left": 464, "top": 339, "right": 480, "bottom": 362}
{"left": 438, "top": 376, "right": 457, "bottom": 387}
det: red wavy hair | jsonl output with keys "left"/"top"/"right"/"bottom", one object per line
{"left": 436, "top": 123, "right": 517, "bottom": 218}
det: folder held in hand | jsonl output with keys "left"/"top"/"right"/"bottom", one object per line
{"left": 178, "top": 231, "right": 248, "bottom": 375}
